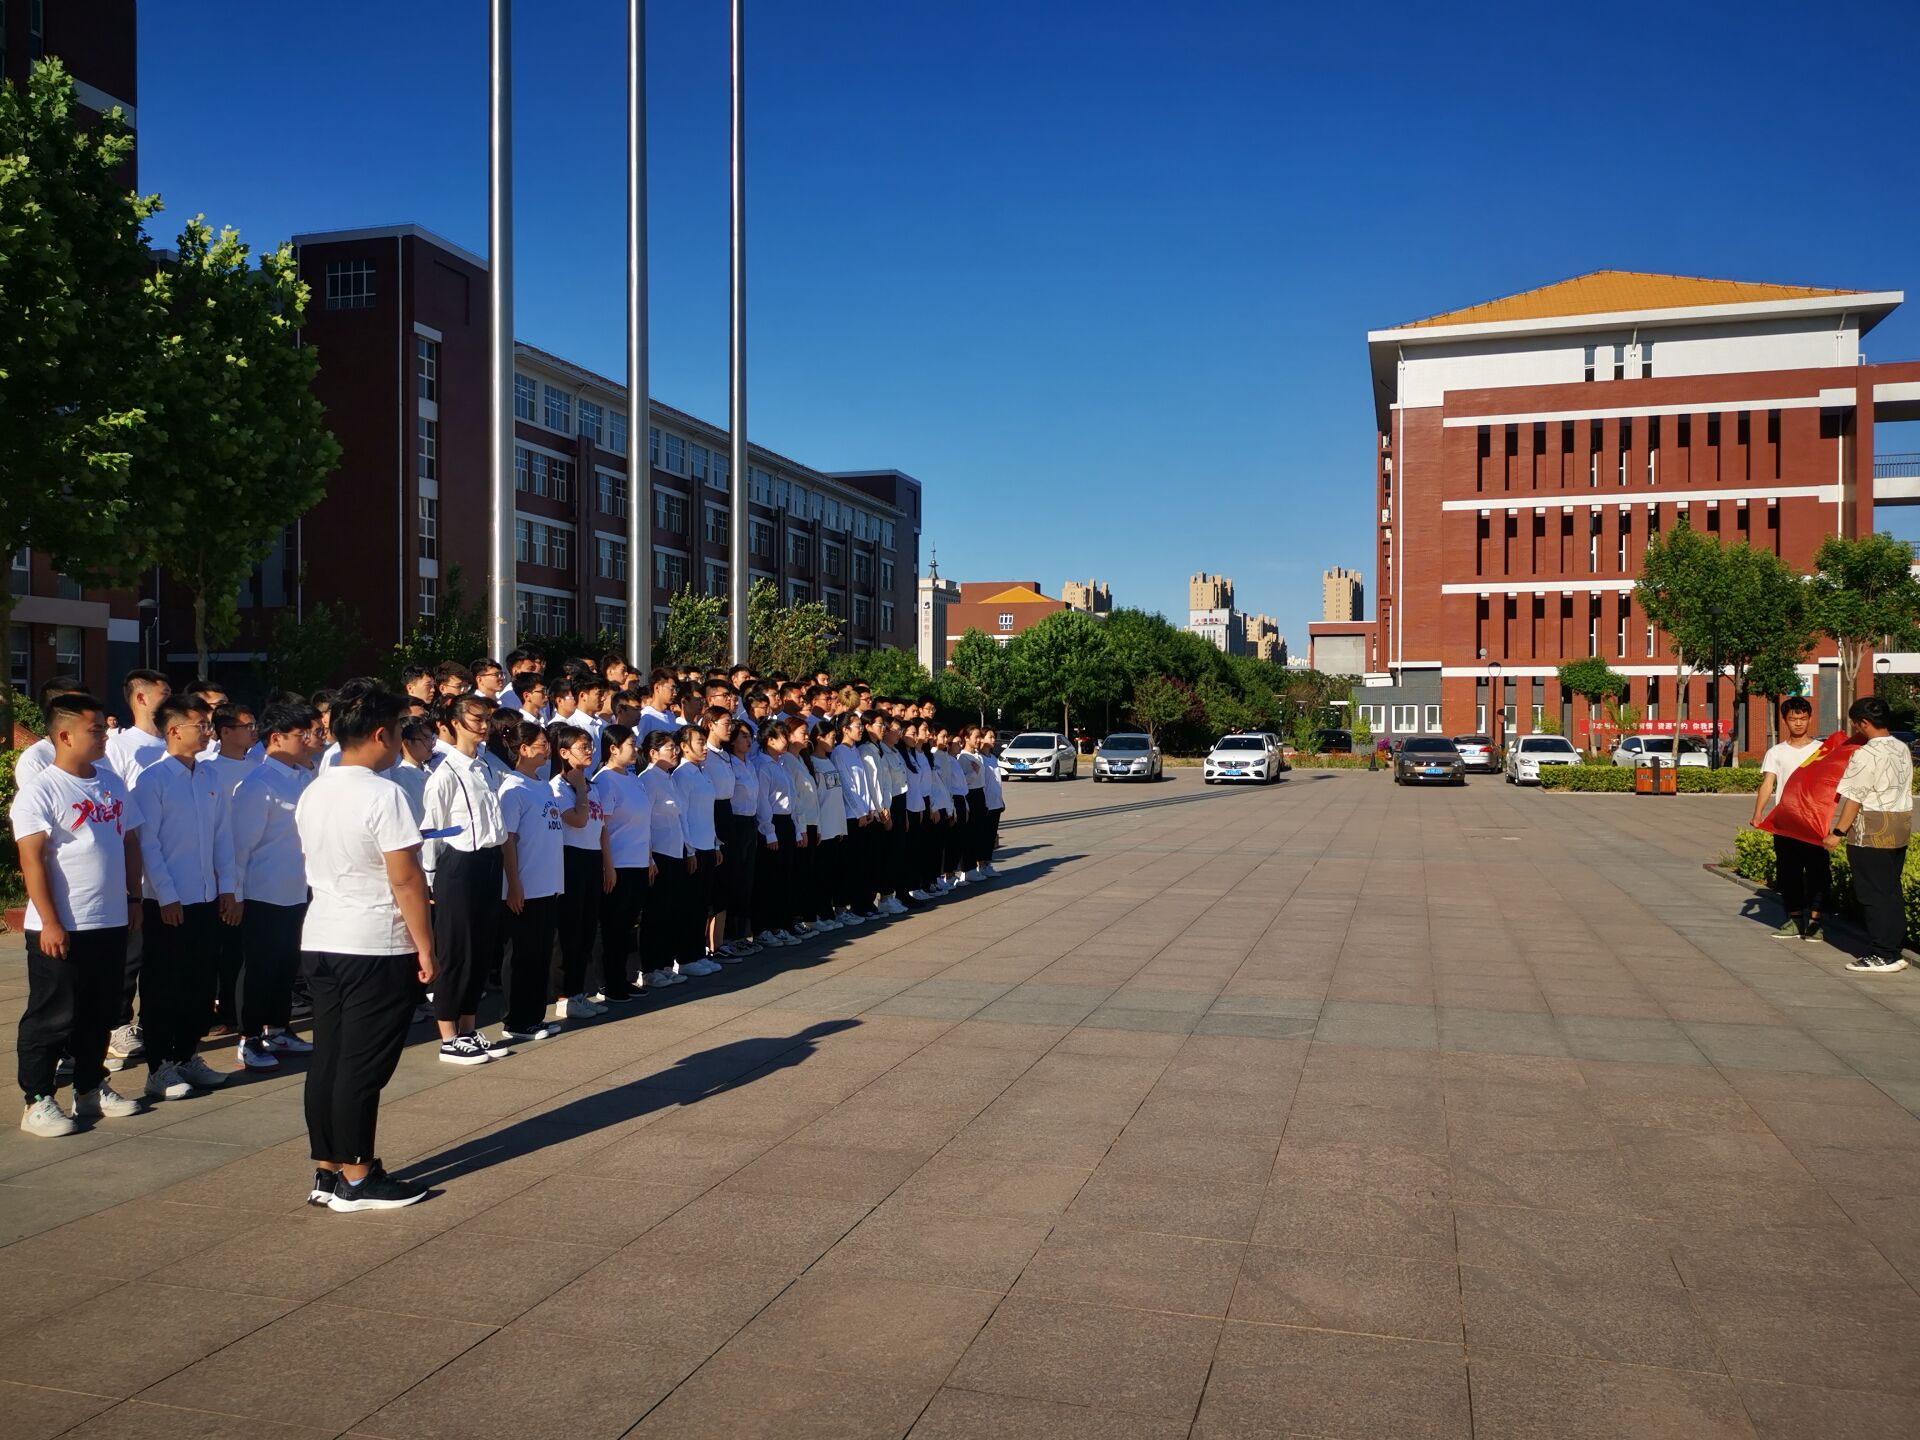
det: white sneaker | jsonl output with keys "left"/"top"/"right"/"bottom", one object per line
{"left": 770, "top": 929, "right": 798, "bottom": 946}
{"left": 881, "top": 897, "right": 908, "bottom": 916}
{"left": 236, "top": 1037, "right": 280, "bottom": 1070}
{"left": 907, "top": 889, "right": 931, "bottom": 902}
{"left": 980, "top": 863, "right": 999, "bottom": 877}
{"left": 176, "top": 1055, "right": 228, "bottom": 1089}
{"left": 643, "top": 968, "right": 683, "bottom": 988}
{"left": 263, "top": 1028, "right": 313, "bottom": 1054}
{"left": 145, "top": 1063, "right": 193, "bottom": 1100}
{"left": 107, "top": 1023, "right": 144, "bottom": 1071}
{"left": 837, "top": 909, "right": 865, "bottom": 926}
{"left": 73, "top": 1081, "right": 142, "bottom": 1120}
{"left": 557, "top": 994, "right": 604, "bottom": 1019}
{"left": 683, "top": 958, "right": 723, "bottom": 977}
{"left": 932, "top": 878, "right": 953, "bottom": 893}
{"left": 950, "top": 872, "right": 970, "bottom": 887}
{"left": 21, "top": 1096, "right": 78, "bottom": 1137}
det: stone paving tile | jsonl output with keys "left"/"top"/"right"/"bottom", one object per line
{"left": 1231, "top": 1245, "right": 1463, "bottom": 1342}
{"left": 1197, "top": 1321, "right": 1471, "bottom": 1440}
{"left": 624, "top": 1355, "right": 929, "bottom": 1439}
{"left": 1011, "top": 1221, "right": 1246, "bottom": 1315}
{"left": 1252, "top": 1182, "right": 1456, "bottom": 1262}
{"left": 906, "top": 1388, "right": 1189, "bottom": 1439}
{"left": 722, "top": 1272, "right": 1001, "bottom": 1385}
{"left": 1735, "top": 1379, "right": 1920, "bottom": 1439}
{"left": 0, "top": 1388, "right": 127, "bottom": 1440}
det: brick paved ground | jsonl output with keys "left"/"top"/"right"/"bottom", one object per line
{"left": 2, "top": 769, "right": 1918, "bottom": 1439}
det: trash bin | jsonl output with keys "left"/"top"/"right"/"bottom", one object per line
{"left": 1633, "top": 761, "right": 1676, "bottom": 795}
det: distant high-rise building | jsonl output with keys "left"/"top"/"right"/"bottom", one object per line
{"left": 1186, "top": 572, "right": 1280, "bottom": 659}
{"left": 1062, "top": 579, "right": 1112, "bottom": 614}
{"left": 1241, "top": 614, "right": 1284, "bottom": 663}
{"left": 1189, "top": 572, "right": 1234, "bottom": 612}
{"left": 1322, "top": 567, "right": 1363, "bottom": 622}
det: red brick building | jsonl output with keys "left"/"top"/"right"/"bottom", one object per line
{"left": 1347, "top": 272, "right": 1920, "bottom": 744}
{"left": 942, "top": 581, "right": 1067, "bottom": 664}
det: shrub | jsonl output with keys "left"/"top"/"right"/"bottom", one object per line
{"left": 1537, "top": 765, "right": 1761, "bottom": 794}
{"left": 1726, "top": 825, "right": 1920, "bottom": 951}
{"left": 0, "top": 746, "right": 20, "bottom": 913}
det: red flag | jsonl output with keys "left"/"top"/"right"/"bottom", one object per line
{"left": 1757, "top": 731, "right": 1859, "bottom": 846}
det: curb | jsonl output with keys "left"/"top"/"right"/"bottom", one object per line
{"left": 1702, "top": 861, "right": 1920, "bottom": 967}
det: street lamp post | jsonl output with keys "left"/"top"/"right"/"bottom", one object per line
{"left": 1487, "top": 659, "right": 1503, "bottom": 763}
{"left": 1708, "top": 604, "right": 1725, "bottom": 769}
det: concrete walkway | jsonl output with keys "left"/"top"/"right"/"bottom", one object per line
{"left": 2, "top": 770, "right": 1917, "bottom": 1438}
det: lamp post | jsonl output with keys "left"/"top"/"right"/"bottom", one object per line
{"left": 1708, "top": 604, "right": 1725, "bottom": 769}
{"left": 1487, "top": 659, "right": 1503, "bottom": 764}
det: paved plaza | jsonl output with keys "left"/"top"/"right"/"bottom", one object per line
{"left": 3, "top": 769, "right": 1920, "bottom": 1438}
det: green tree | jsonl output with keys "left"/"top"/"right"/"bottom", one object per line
{"left": 1636, "top": 520, "right": 1722, "bottom": 759}
{"left": 1012, "top": 610, "right": 1121, "bottom": 733}
{"left": 747, "top": 579, "right": 838, "bottom": 677}
{"left": 390, "top": 563, "right": 488, "bottom": 680}
{"left": 257, "top": 601, "right": 362, "bottom": 699}
{"left": 137, "top": 218, "right": 340, "bottom": 675}
{"left": 1197, "top": 679, "right": 1255, "bottom": 738}
{"left": 1809, "top": 532, "right": 1920, "bottom": 714}
{"left": 1743, "top": 648, "right": 1804, "bottom": 748}
{"left": 0, "top": 60, "right": 165, "bottom": 741}
{"left": 1127, "top": 673, "right": 1196, "bottom": 741}
{"left": 1352, "top": 708, "right": 1374, "bottom": 751}
{"left": 836, "top": 646, "right": 934, "bottom": 699}
{"left": 1557, "top": 657, "right": 1627, "bottom": 753}
{"left": 657, "top": 588, "right": 728, "bottom": 670}
{"left": 1712, "top": 544, "right": 1814, "bottom": 753}
{"left": 939, "top": 629, "right": 1016, "bottom": 725}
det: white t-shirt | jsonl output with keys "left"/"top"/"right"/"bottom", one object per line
{"left": 9, "top": 764, "right": 142, "bottom": 931}
{"left": 594, "top": 766, "right": 654, "bottom": 869}
{"left": 295, "top": 766, "right": 421, "bottom": 955}
{"left": 104, "top": 725, "right": 167, "bottom": 785}
{"left": 500, "top": 771, "right": 565, "bottom": 899}
{"left": 556, "top": 771, "right": 605, "bottom": 851}
{"left": 14, "top": 737, "right": 55, "bottom": 788}
{"left": 1758, "top": 738, "right": 1822, "bottom": 817}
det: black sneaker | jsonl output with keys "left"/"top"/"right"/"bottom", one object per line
{"left": 326, "top": 1163, "right": 428, "bottom": 1212}
{"left": 308, "top": 1169, "right": 338, "bottom": 1206}
{"left": 499, "top": 1026, "right": 553, "bottom": 1045}
{"left": 437, "top": 1035, "right": 489, "bottom": 1066}
{"left": 1845, "top": 953, "right": 1910, "bottom": 974}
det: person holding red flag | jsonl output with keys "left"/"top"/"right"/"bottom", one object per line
{"left": 1752, "top": 697, "right": 1830, "bottom": 941}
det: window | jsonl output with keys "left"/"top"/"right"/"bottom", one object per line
{"left": 596, "top": 601, "right": 627, "bottom": 644}
{"left": 1582, "top": 345, "right": 1596, "bottom": 382}
{"left": 543, "top": 385, "right": 572, "bottom": 433}
{"left": 881, "top": 520, "right": 895, "bottom": 551}
{"left": 691, "top": 444, "right": 709, "bottom": 484}
{"left": 597, "top": 536, "right": 628, "bottom": 581}
{"left": 515, "top": 448, "right": 574, "bottom": 502}
{"left": 417, "top": 418, "right": 437, "bottom": 481}
{"left": 1392, "top": 704, "right": 1418, "bottom": 733}
{"left": 997, "top": 613, "right": 1014, "bottom": 632}
{"left": 1618, "top": 511, "right": 1629, "bottom": 569}
{"left": 1618, "top": 419, "right": 1631, "bottom": 484}
{"left": 648, "top": 427, "right": 661, "bottom": 467}
{"left": 1476, "top": 704, "right": 1487, "bottom": 732}
{"left": 324, "top": 259, "right": 374, "bottom": 310}
{"left": 787, "top": 580, "right": 809, "bottom": 606}
{"left": 824, "top": 588, "right": 846, "bottom": 619}
{"left": 1612, "top": 344, "right": 1625, "bottom": 381}
{"left": 705, "top": 505, "right": 729, "bottom": 544}
{"left": 416, "top": 337, "right": 438, "bottom": 402}
{"left": 750, "top": 519, "right": 773, "bottom": 558}
{"left": 853, "top": 551, "right": 873, "bottom": 586}
{"left": 9, "top": 547, "right": 27, "bottom": 594}
{"left": 704, "top": 560, "right": 728, "bottom": 597}
{"left": 1588, "top": 608, "right": 1598, "bottom": 656}
{"left": 880, "top": 559, "right": 895, "bottom": 592}
{"left": 607, "top": 411, "right": 627, "bottom": 455}
{"left": 1617, "top": 599, "right": 1628, "bottom": 656}
{"left": 663, "top": 433, "right": 687, "bottom": 475}
{"left": 655, "top": 549, "right": 688, "bottom": 592}
{"left": 1641, "top": 341, "right": 1654, "bottom": 378}
{"left": 515, "top": 518, "right": 570, "bottom": 569}
{"left": 786, "top": 529, "right": 810, "bottom": 566}
{"left": 1424, "top": 705, "right": 1441, "bottom": 733}
{"left": 751, "top": 466, "right": 774, "bottom": 506}
{"left": 578, "top": 399, "right": 603, "bottom": 445}
{"left": 853, "top": 595, "right": 872, "bottom": 628}
{"left": 880, "top": 600, "right": 895, "bottom": 632}
{"left": 418, "top": 495, "right": 438, "bottom": 560}
{"left": 822, "top": 543, "right": 844, "bottom": 581}
{"left": 50, "top": 624, "right": 81, "bottom": 677}
{"left": 516, "top": 590, "right": 576, "bottom": 638}
{"left": 1646, "top": 622, "right": 1656, "bottom": 658}
{"left": 419, "top": 576, "right": 438, "bottom": 618}
{"left": 655, "top": 490, "right": 686, "bottom": 534}
{"left": 514, "top": 373, "right": 536, "bottom": 420}
{"left": 597, "top": 470, "right": 627, "bottom": 517}
{"left": 1588, "top": 512, "right": 1600, "bottom": 572}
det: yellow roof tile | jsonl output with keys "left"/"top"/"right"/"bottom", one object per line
{"left": 1398, "top": 271, "right": 1865, "bottom": 330}
{"left": 978, "top": 585, "right": 1055, "bottom": 605}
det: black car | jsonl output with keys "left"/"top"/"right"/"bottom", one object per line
{"left": 1313, "top": 728, "right": 1353, "bottom": 754}
{"left": 1394, "top": 737, "right": 1467, "bottom": 786}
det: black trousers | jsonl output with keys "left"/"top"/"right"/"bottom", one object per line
{"left": 918, "top": 810, "right": 947, "bottom": 889}
{"left": 19, "top": 926, "right": 125, "bottom": 1101}
{"left": 965, "top": 789, "right": 991, "bottom": 868}
{"left": 814, "top": 834, "right": 848, "bottom": 918}
{"left": 685, "top": 849, "right": 719, "bottom": 961}
{"left": 723, "top": 814, "right": 758, "bottom": 939}
{"left": 240, "top": 900, "right": 307, "bottom": 1035}
{"left": 503, "top": 893, "right": 558, "bottom": 1032}
{"left": 599, "top": 866, "right": 648, "bottom": 999}
{"left": 141, "top": 899, "right": 219, "bottom": 1069}
{"left": 557, "top": 847, "right": 602, "bottom": 996}
{"left": 1773, "top": 835, "right": 1830, "bottom": 918}
{"left": 888, "top": 801, "right": 915, "bottom": 898}
{"left": 429, "top": 846, "right": 503, "bottom": 1023}
{"left": 759, "top": 815, "right": 798, "bottom": 932}
{"left": 1846, "top": 842, "right": 1909, "bottom": 958}
{"left": 212, "top": 916, "right": 244, "bottom": 1031}
{"left": 987, "top": 803, "right": 1003, "bottom": 856}
{"left": 642, "top": 853, "right": 688, "bottom": 973}
{"left": 121, "top": 927, "right": 142, "bottom": 1028}
{"left": 944, "top": 798, "right": 971, "bottom": 873}
{"left": 302, "top": 949, "right": 418, "bottom": 1165}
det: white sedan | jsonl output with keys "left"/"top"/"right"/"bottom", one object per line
{"left": 1505, "top": 734, "right": 1582, "bottom": 784}
{"left": 1612, "top": 735, "right": 1709, "bottom": 768}
{"left": 999, "top": 732, "right": 1077, "bottom": 780}
{"left": 1204, "top": 734, "right": 1281, "bottom": 784}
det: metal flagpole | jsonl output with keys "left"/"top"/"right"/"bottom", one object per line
{"left": 626, "top": 0, "right": 651, "bottom": 669}
{"left": 488, "top": 0, "right": 516, "bottom": 660}
{"left": 727, "top": 0, "right": 750, "bottom": 665}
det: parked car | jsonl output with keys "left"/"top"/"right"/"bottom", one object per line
{"left": 999, "top": 732, "right": 1077, "bottom": 780}
{"left": 1611, "top": 734, "right": 1709, "bottom": 768}
{"left": 1093, "top": 732, "right": 1163, "bottom": 782}
{"left": 1891, "top": 730, "right": 1920, "bottom": 763}
{"left": 1507, "top": 734, "right": 1583, "bottom": 784}
{"left": 1312, "top": 728, "right": 1353, "bottom": 754}
{"left": 1205, "top": 733, "right": 1282, "bottom": 784}
{"left": 1394, "top": 737, "right": 1467, "bottom": 786}
{"left": 1452, "top": 734, "right": 1498, "bottom": 772}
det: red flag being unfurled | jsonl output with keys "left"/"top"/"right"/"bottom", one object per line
{"left": 1757, "top": 731, "right": 1859, "bottom": 846}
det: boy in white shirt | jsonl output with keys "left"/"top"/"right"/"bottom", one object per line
{"left": 12, "top": 694, "right": 148, "bottom": 1136}
{"left": 105, "top": 669, "right": 172, "bottom": 784}
{"left": 204, "top": 702, "right": 263, "bottom": 1035}
{"left": 1751, "top": 696, "right": 1827, "bottom": 942}
{"left": 229, "top": 703, "right": 321, "bottom": 1070}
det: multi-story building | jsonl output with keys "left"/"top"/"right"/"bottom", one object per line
{"left": 145, "top": 224, "right": 920, "bottom": 682}
{"left": 943, "top": 581, "right": 1067, "bottom": 661}
{"left": 1241, "top": 613, "right": 1284, "bottom": 663}
{"left": 1186, "top": 572, "right": 1281, "bottom": 659}
{"left": 1321, "top": 567, "right": 1363, "bottom": 622}
{"left": 1355, "top": 271, "right": 1920, "bottom": 742}
{"left": 1062, "top": 579, "right": 1113, "bottom": 614}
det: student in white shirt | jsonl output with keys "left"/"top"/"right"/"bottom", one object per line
{"left": 550, "top": 724, "right": 611, "bottom": 1016}
{"left": 390, "top": 718, "right": 437, "bottom": 824}
{"left": 493, "top": 720, "right": 570, "bottom": 1043}
{"left": 713, "top": 719, "right": 763, "bottom": 957}
{"left": 104, "top": 669, "right": 171, "bottom": 785}
{"left": 202, "top": 702, "right": 264, "bottom": 1036}
{"left": 12, "top": 674, "right": 87, "bottom": 791}
{"left": 639, "top": 729, "right": 699, "bottom": 985}
{"left": 980, "top": 728, "right": 1006, "bottom": 870}
{"left": 471, "top": 658, "right": 508, "bottom": 703}
{"left": 12, "top": 694, "right": 148, "bottom": 1136}
{"left": 1751, "top": 696, "right": 1826, "bottom": 941}
{"left": 752, "top": 720, "right": 802, "bottom": 946}
{"left": 804, "top": 722, "right": 853, "bottom": 930}
{"left": 294, "top": 681, "right": 436, "bottom": 1211}
{"left": 229, "top": 703, "right": 321, "bottom": 1070}
{"left": 593, "top": 726, "right": 655, "bottom": 999}
{"left": 961, "top": 727, "right": 992, "bottom": 882}
{"left": 636, "top": 669, "right": 680, "bottom": 744}
{"left": 418, "top": 693, "right": 510, "bottom": 1064}
{"left": 672, "top": 724, "right": 726, "bottom": 973}
{"left": 130, "top": 696, "right": 240, "bottom": 1100}
{"left": 782, "top": 724, "right": 825, "bottom": 935}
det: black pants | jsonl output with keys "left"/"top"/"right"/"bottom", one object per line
{"left": 814, "top": 834, "right": 847, "bottom": 918}
{"left": 889, "top": 801, "right": 915, "bottom": 898}
{"left": 1773, "top": 835, "right": 1829, "bottom": 918}
{"left": 1846, "top": 842, "right": 1909, "bottom": 958}
{"left": 121, "top": 927, "right": 142, "bottom": 1028}
{"left": 723, "top": 814, "right": 758, "bottom": 939}
{"left": 759, "top": 815, "right": 798, "bottom": 932}
{"left": 599, "top": 866, "right": 647, "bottom": 998}
{"left": 945, "top": 798, "right": 970, "bottom": 874}
{"left": 19, "top": 927, "right": 125, "bottom": 1101}
{"left": 684, "top": 849, "right": 719, "bottom": 962}
{"left": 557, "top": 847, "right": 602, "bottom": 996}
{"left": 966, "top": 789, "right": 991, "bottom": 868}
{"left": 503, "top": 893, "right": 558, "bottom": 1032}
{"left": 919, "top": 811, "right": 947, "bottom": 889}
{"left": 240, "top": 900, "right": 307, "bottom": 1035}
{"left": 141, "top": 899, "right": 219, "bottom": 1069}
{"left": 642, "top": 853, "right": 687, "bottom": 973}
{"left": 302, "top": 949, "right": 418, "bottom": 1165}
{"left": 430, "top": 846, "right": 503, "bottom": 1023}
{"left": 212, "top": 917, "right": 244, "bottom": 1031}
{"left": 987, "top": 803, "right": 1004, "bottom": 858}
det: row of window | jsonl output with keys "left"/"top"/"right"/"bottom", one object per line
{"left": 8, "top": 621, "right": 83, "bottom": 691}
{"left": 515, "top": 447, "right": 576, "bottom": 503}
{"left": 8, "top": 549, "right": 84, "bottom": 601}
{"left": 1353, "top": 704, "right": 1445, "bottom": 735}
{"left": 514, "top": 374, "right": 630, "bottom": 456}
{"left": 516, "top": 518, "right": 572, "bottom": 570}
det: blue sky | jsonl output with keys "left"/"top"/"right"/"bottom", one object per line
{"left": 137, "top": 1, "right": 1920, "bottom": 642}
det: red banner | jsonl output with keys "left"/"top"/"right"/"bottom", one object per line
{"left": 1756, "top": 732, "right": 1857, "bottom": 846}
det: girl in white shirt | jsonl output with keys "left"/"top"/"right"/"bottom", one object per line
{"left": 752, "top": 721, "right": 802, "bottom": 947}
{"left": 918, "top": 722, "right": 956, "bottom": 895}
{"left": 496, "top": 722, "right": 571, "bottom": 1043}
{"left": 671, "top": 725, "right": 726, "bottom": 976}
{"left": 980, "top": 728, "right": 1007, "bottom": 874}
{"left": 783, "top": 728, "right": 827, "bottom": 935}
{"left": 549, "top": 723, "right": 611, "bottom": 1017}
{"left": 592, "top": 726, "right": 653, "bottom": 1002}
{"left": 932, "top": 729, "right": 968, "bottom": 890}
{"left": 639, "top": 729, "right": 698, "bottom": 986}
{"left": 715, "top": 721, "right": 763, "bottom": 957}
{"left": 805, "top": 722, "right": 853, "bottom": 930}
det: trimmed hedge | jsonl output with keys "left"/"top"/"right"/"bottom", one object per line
{"left": 1727, "top": 826, "right": 1920, "bottom": 951}
{"left": 0, "top": 746, "right": 21, "bottom": 912}
{"left": 1538, "top": 765, "right": 1762, "bottom": 794}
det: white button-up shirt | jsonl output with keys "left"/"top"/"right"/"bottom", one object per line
{"left": 229, "top": 756, "right": 313, "bottom": 907}
{"left": 130, "top": 754, "right": 235, "bottom": 905}
{"left": 419, "top": 745, "right": 507, "bottom": 877}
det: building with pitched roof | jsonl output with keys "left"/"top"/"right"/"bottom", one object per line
{"left": 942, "top": 580, "right": 1068, "bottom": 663}
{"left": 1340, "top": 270, "right": 1920, "bottom": 747}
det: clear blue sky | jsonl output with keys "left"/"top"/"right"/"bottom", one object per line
{"left": 137, "top": 0, "right": 1920, "bottom": 642}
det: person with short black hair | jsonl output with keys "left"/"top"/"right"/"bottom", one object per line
{"left": 1754, "top": 697, "right": 1826, "bottom": 941}
{"left": 495, "top": 721, "right": 568, "bottom": 1043}
{"left": 203, "top": 703, "right": 263, "bottom": 1034}
{"left": 639, "top": 729, "right": 698, "bottom": 984}
{"left": 12, "top": 674, "right": 85, "bottom": 789}
{"left": 12, "top": 694, "right": 148, "bottom": 1136}
{"left": 401, "top": 666, "right": 435, "bottom": 704}
{"left": 230, "top": 705, "right": 322, "bottom": 1070}
{"left": 420, "top": 693, "right": 510, "bottom": 1062}
{"left": 433, "top": 661, "right": 473, "bottom": 700}
{"left": 295, "top": 681, "right": 435, "bottom": 1210}
{"left": 594, "top": 725, "right": 656, "bottom": 998}
{"left": 391, "top": 716, "right": 437, "bottom": 821}
{"left": 1825, "top": 694, "right": 1914, "bottom": 973}
{"left": 550, "top": 724, "right": 611, "bottom": 1016}
{"left": 471, "top": 658, "right": 507, "bottom": 700}
{"left": 106, "top": 668, "right": 172, "bottom": 784}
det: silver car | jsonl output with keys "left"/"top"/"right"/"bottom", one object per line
{"left": 1000, "top": 731, "right": 1077, "bottom": 780}
{"left": 1094, "top": 732, "right": 1162, "bottom": 782}
{"left": 1452, "top": 734, "right": 1497, "bottom": 773}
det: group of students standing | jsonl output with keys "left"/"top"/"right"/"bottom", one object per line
{"left": 9, "top": 654, "right": 1008, "bottom": 1212}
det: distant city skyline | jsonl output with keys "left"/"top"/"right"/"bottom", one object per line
{"left": 133, "top": 2, "right": 1920, "bottom": 640}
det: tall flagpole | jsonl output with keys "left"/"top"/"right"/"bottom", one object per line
{"left": 626, "top": 0, "right": 650, "bottom": 669}
{"left": 487, "top": 0, "right": 516, "bottom": 660}
{"left": 727, "top": 0, "right": 750, "bottom": 665}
